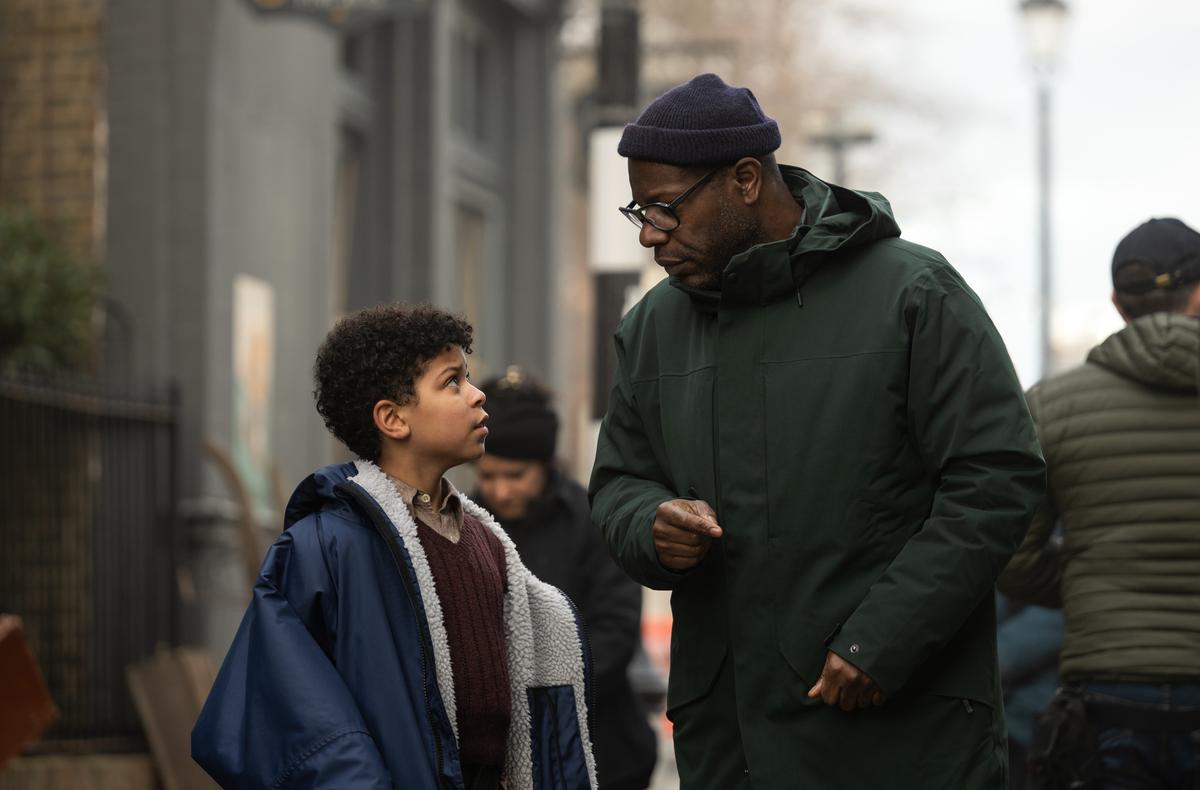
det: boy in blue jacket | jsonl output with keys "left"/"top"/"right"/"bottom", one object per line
{"left": 192, "top": 304, "right": 596, "bottom": 790}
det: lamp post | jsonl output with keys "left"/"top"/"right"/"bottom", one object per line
{"left": 1019, "top": 0, "right": 1069, "bottom": 377}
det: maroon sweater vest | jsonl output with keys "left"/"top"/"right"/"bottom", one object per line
{"left": 415, "top": 512, "right": 511, "bottom": 767}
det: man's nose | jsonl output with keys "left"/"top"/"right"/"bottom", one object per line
{"left": 639, "top": 222, "right": 668, "bottom": 249}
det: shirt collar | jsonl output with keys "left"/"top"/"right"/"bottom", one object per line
{"left": 388, "top": 475, "right": 463, "bottom": 518}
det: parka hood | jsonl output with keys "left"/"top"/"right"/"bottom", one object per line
{"left": 1087, "top": 313, "right": 1200, "bottom": 394}
{"left": 670, "top": 166, "right": 901, "bottom": 311}
{"left": 283, "top": 461, "right": 358, "bottom": 530}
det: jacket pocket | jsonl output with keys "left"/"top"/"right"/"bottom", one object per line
{"left": 777, "top": 609, "right": 837, "bottom": 689}
{"left": 633, "top": 367, "right": 718, "bottom": 499}
{"left": 663, "top": 562, "right": 728, "bottom": 718}
{"left": 761, "top": 354, "right": 910, "bottom": 545}
{"left": 527, "top": 685, "right": 590, "bottom": 790}
{"left": 900, "top": 596, "right": 1001, "bottom": 709}
{"left": 664, "top": 639, "right": 727, "bottom": 722}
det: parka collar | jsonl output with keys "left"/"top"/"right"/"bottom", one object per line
{"left": 669, "top": 167, "right": 900, "bottom": 312}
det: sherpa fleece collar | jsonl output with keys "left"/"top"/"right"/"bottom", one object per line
{"left": 346, "top": 460, "right": 597, "bottom": 789}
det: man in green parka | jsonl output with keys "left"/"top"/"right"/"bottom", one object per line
{"left": 588, "top": 73, "right": 1046, "bottom": 789}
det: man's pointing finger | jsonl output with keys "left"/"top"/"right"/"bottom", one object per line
{"left": 657, "top": 500, "right": 723, "bottom": 538}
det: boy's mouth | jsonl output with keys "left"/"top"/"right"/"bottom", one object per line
{"left": 475, "top": 413, "right": 489, "bottom": 432}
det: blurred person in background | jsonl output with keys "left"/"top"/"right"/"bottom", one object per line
{"left": 475, "top": 367, "right": 657, "bottom": 790}
{"left": 995, "top": 593, "right": 1063, "bottom": 789}
{"left": 589, "top": 73, "right": 1046, "bottom": 789}
{"left": 1000, "top": 217, "right": 1200, "bottom": 789}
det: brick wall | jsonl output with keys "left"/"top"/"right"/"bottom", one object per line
{"left": 0, "top": 0, "right": 106, "bottom": 259}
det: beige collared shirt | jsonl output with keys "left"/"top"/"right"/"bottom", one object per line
{"left": 388, "top": 475, "right": 465, "bottom": 543}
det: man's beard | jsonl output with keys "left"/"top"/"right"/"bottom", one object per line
{"left": 689, "top": 202, "right": 763, "bottom": 290}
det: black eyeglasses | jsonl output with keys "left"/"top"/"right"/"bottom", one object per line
{"left": 619, "top": 168, "right": 719, "bottom": 232}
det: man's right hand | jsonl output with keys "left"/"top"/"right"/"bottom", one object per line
{"left": 653, "top": 499, "right": 722, "bottom": 571}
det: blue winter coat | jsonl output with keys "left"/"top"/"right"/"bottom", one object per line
{"left": 192, "top": 461, "right": 596, "bottom": 789}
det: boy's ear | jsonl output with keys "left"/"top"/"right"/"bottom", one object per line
{"left": 373, "top": 399, "right": 411, "bottom": 441}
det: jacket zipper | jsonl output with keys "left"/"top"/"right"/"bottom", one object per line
{"left": 561, "top": 594, "right": 595, "bottom": 750}
{"left": 338, "top": 482, "right": 450, "bottom": 789}
{"left": 710, "top": 372, "right": 724, "bottom": 518}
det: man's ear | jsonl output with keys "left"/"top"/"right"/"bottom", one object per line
{"left": 732, "top": 157, "right": 764, "bottom": 205}
{"left": 1111, "top": 290, "right": 1133, "bottom": 324}
{"left": 373, "top": 399, "right": 411, "bottom": 442}
{"left": 1186, "top": 284, "right": 1200, "bottom": 317}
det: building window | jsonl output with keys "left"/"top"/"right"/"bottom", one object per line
{"left": 451, "top": 27, "right": 490, "bottom": 145}
{"left": 454, "top": 202, "right": 486, "bottom": 338}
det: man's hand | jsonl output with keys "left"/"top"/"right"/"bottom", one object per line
{"left": 653, "top": 499, "right": 722, "bottom": 571}
{"left": 807, "top": 650, "right": 886, "bottom": 712}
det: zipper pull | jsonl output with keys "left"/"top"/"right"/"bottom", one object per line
{"left": 795, "top": 287, "right": 804, "bottom": 308}
{"left": 962, "top": 699, "right": 974, "bottom": 714}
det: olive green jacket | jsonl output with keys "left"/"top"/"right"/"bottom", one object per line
{"left": 589, "top": 168, "right": 1045, "bottom": 788}
{"left": 999, "top": 313, "right": 1200, "bottom": 681}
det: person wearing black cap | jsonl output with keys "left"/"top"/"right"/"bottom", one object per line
{"left": 475, "top": 367, "right": 658, "bottom": 790}
{"left": 589, "top": 73, "right": 1046, "bottom": 789}
{"left": 1000, "top": 218, "right": 1200, "bottom": 788}
{"left": 1109, "top": 217, "right": 1200, "bottom": 320}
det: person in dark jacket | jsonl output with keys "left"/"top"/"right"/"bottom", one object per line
{"left": 995, "top": 593, "right": 1063, "bottom": 789}
{"left": 588, "top": 73, "right": 1046, "bottom": 789}
{"left": 1000, "top": 218, "right": 1200, "bottom": 789}
{"left": 192, "top": 305, "right": 596, "bottom": 790}
{"left": 474, "top": 367, "right": 657, "bottom": 790}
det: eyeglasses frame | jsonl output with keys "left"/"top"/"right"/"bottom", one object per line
{"left": 618, "top": 167, "right": 720, "bottom": 232}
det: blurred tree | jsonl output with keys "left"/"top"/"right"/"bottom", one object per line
{"left": 0, "top": 210, "right": 101, "bottom": 373}
{"left": 637, "top": 0, "right": 904, "bottom": 169}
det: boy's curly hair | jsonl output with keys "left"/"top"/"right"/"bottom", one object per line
{"left": 313, "top": 304, "right": 474, "bottom": 461}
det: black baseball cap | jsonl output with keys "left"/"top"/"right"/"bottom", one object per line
{"left": 1111, "top": 218, "right": 1200, "bottom": 295}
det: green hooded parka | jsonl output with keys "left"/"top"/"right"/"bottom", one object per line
{"left": 589, "top": 167, "right": 1046, "bottom": 789}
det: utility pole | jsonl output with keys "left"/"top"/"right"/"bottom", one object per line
{"left": 807, "top": 117, "right": 875, "bottom": 186}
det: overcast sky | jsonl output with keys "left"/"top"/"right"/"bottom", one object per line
{"left": 817, "top": 0, "right": 1200, "bottom": 385}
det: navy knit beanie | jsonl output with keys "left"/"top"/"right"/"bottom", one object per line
{"left": 618, "top": 73, "right": 781, "bottom": 166}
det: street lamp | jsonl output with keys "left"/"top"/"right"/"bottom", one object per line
{"left": 1018, "top": 0, "right": 1069, "bottom": 377}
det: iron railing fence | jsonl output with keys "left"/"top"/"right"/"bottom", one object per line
{"left": 0, "top": 372, "right": 178, "bottom": 751}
